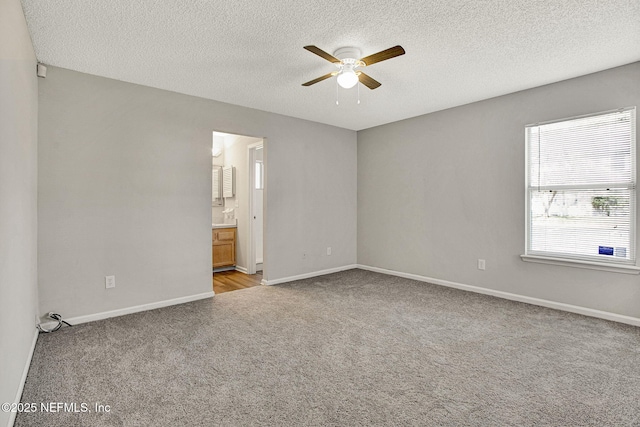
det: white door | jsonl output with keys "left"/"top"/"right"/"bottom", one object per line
{"left": 254, "top": 148, "right": 264, "bottom": 267}
{"left": 247, "top": 142, "right": 264, "bottom": 275}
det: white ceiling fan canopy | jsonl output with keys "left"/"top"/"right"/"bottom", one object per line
{"left": 333, "top": 47, "right": 363, "bottom": 64}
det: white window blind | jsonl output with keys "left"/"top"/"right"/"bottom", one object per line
{"left": 223, "top": 166, "right": 235, "bottom": 198}
{"left": 526, "top": 107, "right": 636, "bottom": 265}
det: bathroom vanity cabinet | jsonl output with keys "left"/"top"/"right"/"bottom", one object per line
{"left": 213, "top": 227, "right": 236, "bottom": 268}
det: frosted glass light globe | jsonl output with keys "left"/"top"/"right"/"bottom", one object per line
{"left": 336, "top": 69, "right": 358, "bottom": 89}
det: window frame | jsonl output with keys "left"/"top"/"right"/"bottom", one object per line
{"left": 522, "top": 107, "right": 639, "bottom": 274}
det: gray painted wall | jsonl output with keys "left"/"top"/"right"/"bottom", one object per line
{"left": 358, "top": 62, "right": 640, "bottom": 318}
{"left": 0, "top": 0, "right": 39, "bottom": 425}
{"left": 38, "top": 67, "right": 357, "bottom": 319}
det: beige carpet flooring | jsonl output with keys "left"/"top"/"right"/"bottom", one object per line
{"left": 16, "top": 269, "right": 640, "bottom": 426}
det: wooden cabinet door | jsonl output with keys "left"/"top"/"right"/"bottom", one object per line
{"left": 213, "top": 242, "right": 235, "bottom": 267}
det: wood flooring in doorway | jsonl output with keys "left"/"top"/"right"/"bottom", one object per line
{"left": 213, "top": 270, "right": 263, "bottom": 294}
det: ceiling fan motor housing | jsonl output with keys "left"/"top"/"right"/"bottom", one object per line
{"left": 333, "top": 47, "right": 363, "bottom": 66}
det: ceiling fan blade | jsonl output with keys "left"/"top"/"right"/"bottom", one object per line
{"left": 359, "top": 45, "right": 405, "bottom": 66}
{"left": 302, "top": 72, "right": 336, "bottom": 86}
{"left": 357, "top": 72, "right": 381, "bottom": 90}
{"left": 303, "top": 45, "right": 341, "bottom": 63}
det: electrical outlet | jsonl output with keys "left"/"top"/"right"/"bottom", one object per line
{"left": 105, "top": 275, "right": 116, "bottom": 289}
{"left": 477, "top": 259, "right": 486, "bottom": 270}
{"left": 327, "top": 247, "right": 332, "bottom": 256}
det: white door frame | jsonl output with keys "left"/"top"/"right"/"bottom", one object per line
{"left": 247, "top": 140, "right": 264, "bottom": 275}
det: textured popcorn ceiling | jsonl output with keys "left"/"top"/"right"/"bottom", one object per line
{"left": 20, "top": 0, "right": 640, "bottom": 131}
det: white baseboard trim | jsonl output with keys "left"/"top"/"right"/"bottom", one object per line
{"left": 235, "top": 265, "right": 248, "bottom": 274}
{"left": 263, "top": 264, "right": 358, "bottom": 286}
{"left": 41, "top": 292, "right": 215, "bottom": 329}
{"left": 357, "top": 264, "right": 640, "bottom": 327}
{"left": 8, "top": 329, "right": 38, "bottom": 427}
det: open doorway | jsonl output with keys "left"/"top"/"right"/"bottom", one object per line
{"left": 212, "top": 131, "right": 265, "bottom": 294}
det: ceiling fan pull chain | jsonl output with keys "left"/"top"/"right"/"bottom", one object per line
{"left": 357, "top": 82, "right": 361, "bottom": 105}
{"left": 336, "top": 78, "right": 339, "bottom": 105}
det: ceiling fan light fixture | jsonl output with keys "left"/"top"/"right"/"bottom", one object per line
{"left": 336, "top": 68, "right": 359, "bottom": 89}
{"left": 302, "top": 45, "right": 404, "bottom": 93}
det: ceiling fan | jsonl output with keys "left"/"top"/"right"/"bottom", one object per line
{"left": 302, "top": 45, "right": 405, "bottom": 90}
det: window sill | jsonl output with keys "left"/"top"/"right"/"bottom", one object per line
{"left": 520, "top": 254, "right": 640, "bottom": 275}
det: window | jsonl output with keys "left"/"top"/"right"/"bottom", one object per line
{"left": 255, "top": 160, "right": 264, "bottom": 190}
{"left": 524, "top": 107, "right": 636, "bottom": 271}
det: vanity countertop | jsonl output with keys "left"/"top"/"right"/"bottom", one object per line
{"left": 213, "top": 223, "right": 237, "bottom": 229}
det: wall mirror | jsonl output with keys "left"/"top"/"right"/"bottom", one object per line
{"left": 212, "top": 165, "right": 223, "bottom": 207}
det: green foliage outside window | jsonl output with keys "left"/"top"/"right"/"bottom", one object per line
{"left": 591, "top": 196, "right": 621, "bottom": 216}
